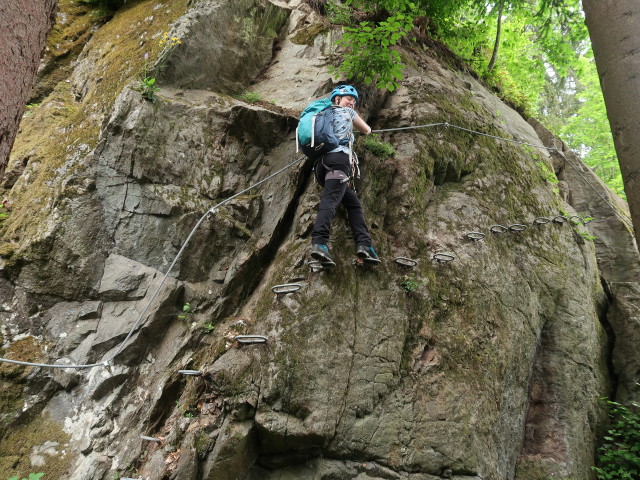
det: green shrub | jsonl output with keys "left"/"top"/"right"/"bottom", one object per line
{"left": 593, "top": 398, "right": 640, "bottom": 480}
{"left": 7, "top": 473, "right": 45, "bottom": 480}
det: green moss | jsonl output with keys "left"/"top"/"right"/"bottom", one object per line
{"left": 291, "top": 23, "right": 329, "bottom": 46}
{"left": 361, "top": 134, "right": 396, "bottom": 160}
{"left": 1, "top": 0, "right": 190, "bottom": 259}
{"left": 194, "top": 430, "right": 213, "bottom": 459}
{"left": 0, "top": 415, "right": 73, "bottom": 479}
{"left": 31, "top": 0, "right": 99, "bottom": 102}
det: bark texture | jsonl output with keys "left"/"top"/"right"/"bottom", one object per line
{"left": 583, "top": 0, "right": 640, "bottom": 251}
{"left": 0, "top": 0, "right": 57, "bottom": 180}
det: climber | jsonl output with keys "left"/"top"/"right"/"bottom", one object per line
{"left": 310, "top": 85, "right": 381, "bottom": 267}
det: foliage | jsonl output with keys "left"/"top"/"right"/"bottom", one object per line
{"left": 593, "top": 398, "right": 640, "bottom": 479}
{"left": 134, "top": 33, "right": 182, "bottom": 103}
{"left": 202, "top": 322, "right": 215, "bottom": 333}
{"left": 0, "top": 203, "right": 10, "bottom": 228}
{"left": 178, "top": 303, "right": 192, "bottom": 319}
{"left": 235, "top": 91, "right": 263, "bottom": 103}
{"left": 550, "top": 54, "right": 624, "bottom": 199}
{"left": 23, "top": 103, "right": 40, "bottom": 118}
{"left": 325, "top": 0, "right": 624, "bottom": 199}
{"left": 400, "top": 275, "right": 419, "bottom": 293}
{"left": 361, "top": 134, "right": 396, "bottom": 159}
{"left": 137, "top": 74, "right": 159, "bottom": 102}
{"left": 7, "top": 474, "right": 45, "bottom": 480}
{"left": 78, "top": 0, "right": 126, "bottom": 21}
{"left": 325, "top": 0, "right": 352, "bottom": 24}
{"left": 535, "top": 160, "right": 558, "bottom": 185}
{"left": 327, "top": 0, "right": 416, "bottom": 91}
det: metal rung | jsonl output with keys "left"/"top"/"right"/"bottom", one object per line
{"left": 553, "top": 215, "right": 569, "bottom": 224}
{"left": 489, "top": 225, "right": 509, "bottom": 234}
{"left": 533, "top": 217, "right": 551, "bottom": 225}
{"left": 395, "top": 257, "right": 418, "bottom": 267}
{"left": 235, "top": 335, "right": 268, "bottom": 344}
{"left": 271, "top": 283, "right": 302, "bottom": 294}
{"left": 308, "top": 261, "right": 324, "bottom": 272}
{"left": 570, "top": 215, "right": 584, "bottom": 225}
{"left": 465, "top": 231, "right": 485, "bottom": 241}
{"left": 509, "top": 224, "right": 527, "bottom": 232}
{"left": 433, "top": 252, "right": 455, "bottom": 262}
{"left": 140, "top": 435, "right": 161, "bottom": 443}
{"left": 178, "top": 370, "right": 202, "bottom": 376}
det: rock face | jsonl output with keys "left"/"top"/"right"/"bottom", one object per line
{"left": 0, "top": 1, "right": 638, "bottom": 479}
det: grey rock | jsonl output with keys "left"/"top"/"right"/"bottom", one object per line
{"left": 98, "top": 254, "right": 153, "bottom": 300}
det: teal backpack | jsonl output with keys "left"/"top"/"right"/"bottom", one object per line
{"left": 296, "top": 98, "right": 339, "bottom": 159}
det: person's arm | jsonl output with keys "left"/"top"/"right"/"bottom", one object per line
{"left": 353, "top": 113, "right": 371, "bottom": 135}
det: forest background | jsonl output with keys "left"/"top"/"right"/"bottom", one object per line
{"left": 318, "top": 0, "right": 623, "bottom": 198}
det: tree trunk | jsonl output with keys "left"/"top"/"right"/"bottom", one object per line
{"left": 0, "top": 0, "right": 57, "bottom": 181}
{"left": 583, "top": 0, "right": 640, "bottom": 250}
{"left": 487, "top": 1, "right": 504, "bottom": 73}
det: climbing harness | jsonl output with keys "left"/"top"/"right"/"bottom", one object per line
{"left": 2, "top": 116, "right": 629, "bottom": 370}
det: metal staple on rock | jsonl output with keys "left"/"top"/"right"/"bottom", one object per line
{"left": 533, "top": 217, "right": 552, "bottom": 225}
{"left": 0, "top": 155, "right": 307, "bottom": 370}
{"left": 490, "top": 225, "right": 509, "bottom": 234}
{"left": 395, "top": 257, "right": 418, "bottom": 267}
{"left": 433, "top": 253, "right": 455, "bottom": 263}
{"left": 465, "top": 232, "right": 486, "bottom": 241}
{"left": 235, "top": 335, "right": 268, "bottom": 344}
{"left": 271, "top": 283, "right": 303, "bottom": 294}
{"left": 509, "top": 224, "right": 528, "bottom": 232}
{"left": 3, "top": 119, "right": 627, "bottom": 370}
{"left": 178, "top": 370, "right": 202, "bottom": 376}
{"left": 308, "top": 260, "right": 324, "bottom": 272}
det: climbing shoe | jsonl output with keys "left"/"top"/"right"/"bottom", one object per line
{"left": 311, "top": 244, "right": 336, "bottom": 267}
{"left": 356, "top": 246, "right": 381, "bottom": 265}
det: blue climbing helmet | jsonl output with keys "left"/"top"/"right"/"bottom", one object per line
{"left": 330, "top": 85, "right": 359, "bottom": 105}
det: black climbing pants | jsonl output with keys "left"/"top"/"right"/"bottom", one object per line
{"left": 311, "top": 152, "right": 372, "bottom": 247}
